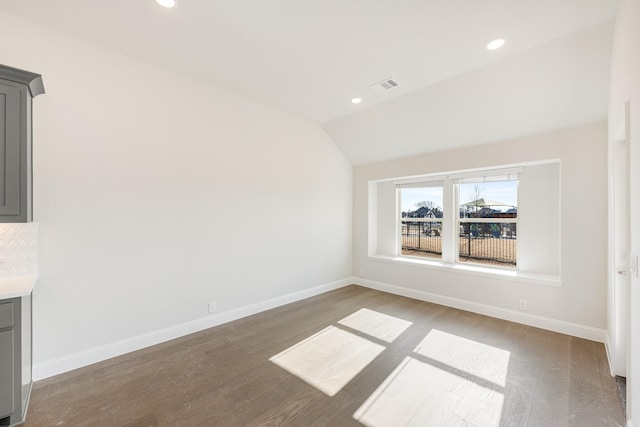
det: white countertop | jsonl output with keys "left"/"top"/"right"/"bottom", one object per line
{"left": 0, "top": 275, "right": 37, "bottom": 299}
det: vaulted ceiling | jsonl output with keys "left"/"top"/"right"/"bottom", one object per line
{"left": 0, "top": 0, "right": 618, "bottom": 164}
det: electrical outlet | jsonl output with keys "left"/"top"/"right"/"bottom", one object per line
{"left": 519, "top": 299, "right": 528, "bottom": 310}
{"left": 359, "top": 270, "right": 365, "bottom": 277}
{"left": 208, "top": 301, "right": 217, "bottom": 313}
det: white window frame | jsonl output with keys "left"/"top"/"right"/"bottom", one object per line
{"left": 395, "top": 168, "right": 521, "bottom": 270}
{"left": 456, "top": 192, "right": 519, "bottom": 268}
{"left": 397, "top": 208, "right": 444, "bottom": 261}
{"left": 395, "top": 180, "right": 444, "bottom": 261}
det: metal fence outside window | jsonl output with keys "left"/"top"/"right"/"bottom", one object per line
{"left": 458, "top": 222, "right": 517, "bottom": 267}
{"left": 401, "top": 221, "right": 517, "bottom": 267}
{"left": 401, "top": 221, "right": 442, "bottom": 257}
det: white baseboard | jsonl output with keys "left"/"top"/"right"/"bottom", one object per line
{"left": 604, "top": 331, "right": 615, "bottom": 376}
{"left": 355, "top": 278, "right": 607, "bottom": 343}
{"left": 33, "top": 277, "right": 354, "bottom": 380}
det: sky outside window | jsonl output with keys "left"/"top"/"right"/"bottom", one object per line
{"left": 459, "top": 181, "right": 518, "bottom": 210}
{"left": 400, "top": 181, "right": 517, "bottom": 213}
{"left": 400, "top": 187, "right": 443, "bottom": 213}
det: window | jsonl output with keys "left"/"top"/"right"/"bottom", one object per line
{"left": 457, "top": 179, "right": 518, "bottom": 268}
{"left": 370, "top": 161, "right": 559, "bottom": 279}
{"left": 398, "top": 183, "right": 444, "bottom": 260}
{"left": 395, "top": 169, "right": 520, "bottom": 269}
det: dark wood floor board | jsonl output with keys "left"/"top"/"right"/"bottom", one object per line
{"left": 596, "top": 349, "right": 617, "bottom": 394}
{"left": 510, "top": 326, "right": 549, "bottom": 367}
{"left": 569, "top": 337, "right": 604, "bottom": 385}
{"left": 500, "top": 379, "right": 536, "bottom": 426}
{"left": 528, "top": 373, "right": 572, "bottom": 427}
{"left": 23, "top": 285, "right": 625, "bottom": 426}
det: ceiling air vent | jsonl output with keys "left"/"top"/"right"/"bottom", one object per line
{"left": 370, "top": 77, "right": 400, "bottom": 93}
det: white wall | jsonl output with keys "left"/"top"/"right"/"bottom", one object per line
{"left": 0, "top": 12, "right": 353, "bottom": 376}
{"left": 518, "top": 162, "right": 561, "bottom": 276}
{"left": 354, "top": 122, "right": 607, "bottom": 330}
{"left": 376, "top": 181, "right": 397, "bottom": 256}
{"left": 609, "top": 0, "right": 640, "bottom": 424}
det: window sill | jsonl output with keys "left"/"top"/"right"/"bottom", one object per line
{"left": 368, "top": 254, "right": 562, "bottom": 287}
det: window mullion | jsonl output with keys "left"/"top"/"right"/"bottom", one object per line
{"left": 441, "top": 179, "right": 455, "bottom": 263}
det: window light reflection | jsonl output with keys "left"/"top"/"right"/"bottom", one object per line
{"left": 354, "top": 356, "right": 505, "bottom": 426}
{"left": 338, "top": 308, "right": 413, "bottom": 343}
{"left": 270, "top": 325, "right": 385, "bottom": 396}
{"left": 414, "top": 329, "right": 511, "bottom": 387}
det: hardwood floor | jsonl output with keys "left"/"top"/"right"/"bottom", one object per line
{"left": 23, "top": 286, "right": 625, "bottom": 426}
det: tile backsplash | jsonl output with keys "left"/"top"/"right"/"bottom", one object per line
{"left": 0, "top": 223, "right": 38, "bottom": 278}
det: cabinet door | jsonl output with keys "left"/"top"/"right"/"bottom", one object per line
{"left": 0, "top": 81, "right": 22, "bottom": 217}
{"left": 0, "top": 329, "right": 14, "bottom": 418}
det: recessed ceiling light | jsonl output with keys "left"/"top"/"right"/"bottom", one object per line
{"left": 486, "top": 38, "right": 505, "bottom": 50}
{"left": 155, "top": 0, "right": 176, "bottom": 8}
{"left": 351, "top": 97, "right": 363, "bottom": 104}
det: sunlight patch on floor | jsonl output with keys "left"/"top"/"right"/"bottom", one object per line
{"left": 414, "top": 329, "right": 511, "bottom": 387}
{"left": 354, "top": 356, "right": 505, "bottom": 427}
{"left": 354, "top": 329, "right": 511, "bottom": 426}
{"left": 270, "top": 325, "right": 385, "bottom": 396}
{"left": 337, "top": 308, "right": 413, "bottom": 343}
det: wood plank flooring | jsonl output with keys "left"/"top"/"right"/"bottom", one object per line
{"left": 23, "top": 286, "right": 625, "bottom": 426}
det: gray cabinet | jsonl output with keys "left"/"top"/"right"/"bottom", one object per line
{"left": 0, "top": 296, "right": 32, "bottom": 426}
{"left": 0, "top": 64, "right": 45, "bottom": 223}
